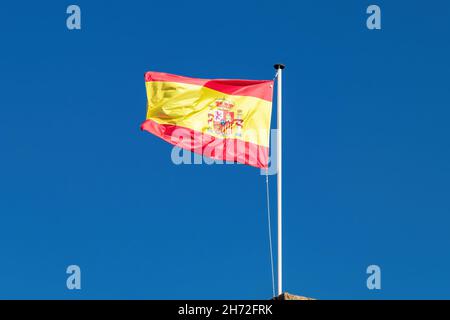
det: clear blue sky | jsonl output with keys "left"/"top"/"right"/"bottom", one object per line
{"left": 0, "top": 1, "right": 449, "bottom": 299}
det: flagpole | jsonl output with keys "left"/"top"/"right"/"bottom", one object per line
{"left": 274, "top": 63, "right": 285, "bottom": 296}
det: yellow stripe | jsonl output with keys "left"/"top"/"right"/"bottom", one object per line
{"left": 145, "top": 81, "right": 272, "bottom": 147}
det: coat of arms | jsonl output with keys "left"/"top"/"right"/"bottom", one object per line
{"left": 207, "top": 99, "right": 243, "bottom": 137}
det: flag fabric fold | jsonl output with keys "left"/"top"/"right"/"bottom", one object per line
{"left": 141, "top": 71, "right": 273, "bottom": 168}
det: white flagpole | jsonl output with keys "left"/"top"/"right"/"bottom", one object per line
{"left": 274, "top": 63, "right": 285, "bottom": 296}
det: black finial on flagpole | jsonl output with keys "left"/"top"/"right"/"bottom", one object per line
{"left": 274, "top": 63, "right": 285, "bottom": 70}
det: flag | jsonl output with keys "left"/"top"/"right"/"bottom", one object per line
{"left": 141, "top": 71, "right": 273, "bottom": 168}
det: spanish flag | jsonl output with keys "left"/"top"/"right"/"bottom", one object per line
{"left": 141, "top": 71, "right": 273, "bottom": 168}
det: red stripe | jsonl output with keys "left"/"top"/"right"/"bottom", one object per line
{"left": 140, "top": 119, "right": 269, "bottom": 169}
{"left": 144, "top": 71, "right": 274, "bottom": 102}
